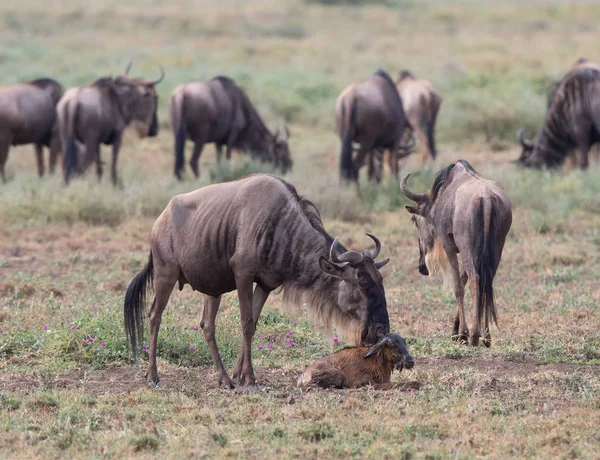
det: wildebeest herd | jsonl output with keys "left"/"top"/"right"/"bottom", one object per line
{"left": 2, "top": 58, "right": 596, "bottom": 389}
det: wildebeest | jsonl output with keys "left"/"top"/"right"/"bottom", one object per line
{"left": 396, "top": 71, "right": 442, "bottom": 164}
{"left": 124, "top": 174, "right": 391, "bottom": 387}
{"left": 517, "top": 64, "right": 600, "bottom": 169}
{"left": 0, "top": 78, "right": 63, "bottom": 182}
{"left": 336, "top": 69, "right": 414, "bottom": 183}
{"left": 400, "top": 160, "right": 512, "bottom": 347}
{"left": 169, "top": 76, "right": 292, "bottom": 180}
{"left": 59, "top": 62, "right": 163, "bottom": 185}
{"left": 297, "top": 332, "right": 414, "bottom": 389}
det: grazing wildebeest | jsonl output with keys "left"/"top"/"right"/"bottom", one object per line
{"left": 59, "top": 62, "right": 164, "bottom": 185}
{"left": 400, "top": 160, "right": 512, "bottom": 347}
{"left": 517, "top": 64, "right": 600, "bottom": 170}
{"left": 124, "top": 174, "right": 391, "bottom": 387}
{"left": 396, "top": 71, "right": 442, "bottom": 164}
{"left": 336, "top": 69, "right": 414, "bottom": 183}
{"left": 169, "top": 76, "right": 292, "bottom": 180}
{"left": 0, "top": 78, "right": 63, "bottom": 181}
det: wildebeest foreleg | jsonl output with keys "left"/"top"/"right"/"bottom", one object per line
{"left": 81, "top": 139, "right": 99, "bottom": 177}
{"left": 215, "top": 144, "right": 223, "bottom": 164}
{"left": 190, "top": 141, "right": 205, "bottom": 178}
{"left": 34, "top": 144, "right": 45, "bottom": 177}
{"left": 200, "top": 295, "right": 234, "bottom": 388}
{"left": 0, "top": 139, "right": 11, "bottom": 182}
{"left": 146, "top": 277, "right": 176, "bottom": 385}
{"left": 234, "top": 275, "right": 257, "bottom": 386}
{"left": 446, "top": 250, "right": 468, "bottom": 344}
{"left": 232, "top": 285, "right": 270, "bottom": 383}
{"left": 110, "top": 134, "right": 122, "bottom": 186}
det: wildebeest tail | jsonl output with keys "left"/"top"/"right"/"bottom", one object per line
{"left": 124, "top": 251, "right": 154, "bottom": 357}
{"left": 340, "top": 99, "right": 356, "bottom": 181}
{"left": 425, "top": 121, "right": 436, "bottom": 159}
{"left": 474, "top": 199, "right": 499, "bottom": 334}
{"left": 63, "top": 97, "right": 79, "bottom": 184}
{"left": 171, "top": 92, "right": 186, "bottom": 180}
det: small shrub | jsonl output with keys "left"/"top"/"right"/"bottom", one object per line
{"left": 0, "top": 393, "right": 21, "bottom": 411}
{"left": 131, "top": 434, "right": 160, "bottom": 452}
{"left": 298, "top": 422, "right": 334, "bottom": 442}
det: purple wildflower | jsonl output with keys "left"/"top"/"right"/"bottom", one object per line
{"left": 43, "top": 325, "right": 47, "bottom": 331}
{"left": 442, "top": 322, "right": 448, "bottom": 328}
{"left": 286, "top": 331, "right": 293, "bottom": 338}
{"left": 81, "top": 339, "right": 86, "bottom": 345}
{"left": 192, "top": 326, "right": 199, "bottom": 331}
{"left": 288, "top": 342, "right": 296, "bottom": 348}
{"left": 257, "top": 345, "right": 263, "bottom": 350}
{"left": 87, "top": 337, "right": 94, "bottom": 342}
{"left": 189, "top": 345, "right": 195, "bottom": 351}
{"left": 333, "top": 337, "right": 339, "bottom": 343}
{"left": 291, "top": 321, "right": 297, "bottom": 326}
{"left": 267, "top": 344, "right": 273, "bottom": 350}
{"left": 70, "top": 325, "right": 76, "bottom": 331}
{"left": 310, "top": 341, "right": 316, "bottom": 345}
{"left": 142, "top": 346, "right": 148, "bottom": 352}
{"left": 100, "top": 342, "right": 106, "bottom": 348}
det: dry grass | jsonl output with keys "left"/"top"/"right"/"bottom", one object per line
{"left": 1, "top": 0, "right": 600, "bottom": 458}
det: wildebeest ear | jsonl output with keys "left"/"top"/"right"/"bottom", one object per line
{"left": 319, "top": 256, "right": 345, "bottom": 279}
{"left": 405, "top": 206, "right": 419, "bottom": 215}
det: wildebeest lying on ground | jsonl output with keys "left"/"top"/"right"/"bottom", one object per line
{"left": 59, "top": 62, "right": 164, "bottom": 185}
{"left": 169, "top": 76, "right": 292, "bottom": 180}
{"left": 124, "top": 174, "right": 391, "bottom": 388}
{"left": 336, "top": 69, "right": 414, "bottom": 184}
{"left": 396, "top": 71, "right": 442, "bottom": 165}
{"left": 0, "top": 78, "right": 63, "bottom": 182}
{"left": 517, "top": 63, "right": 600, "bottom": 169}
{"left": 400, "top": 160, "right": 512, "bottom": 347}
{"left": 297, "top": 332, "right": 414, "bottom": 389}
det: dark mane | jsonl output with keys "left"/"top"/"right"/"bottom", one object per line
{"left": 399, "top": 70, "right": 415, "bottom": 80}
{"left": 430, "top": 163, "right": 455, "bottom": 204}
{"left": 373, "top": 69, "right": 397, "bottom": 92}
{"left": 91, "top": 77, "right": 114, "bottom": 88}
{"left": 28, "top": 77, "right": 60, "bottom": 88}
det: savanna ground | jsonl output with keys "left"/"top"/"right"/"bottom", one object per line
{"left": 1, "top": 0, "right": 600, "bottom": 457}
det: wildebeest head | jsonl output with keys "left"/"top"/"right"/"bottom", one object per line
{"left": 400, "top": 173, "right": 442, "bottom": 276}
{"left": 364, "top": 332, "right": 414, "bottom": 371}
{"left": 516, "top": 128, "right": 555, "bottom": 168}
{"left": 272, "top": 125, "right": 292, "bottom": 174}
{"left": 117, "top": 62, "right": 164, "bottom": 137}
{"left": 319, "top": 234, "right": 390, "bottom": 346}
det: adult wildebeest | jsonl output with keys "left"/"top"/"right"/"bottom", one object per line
{"left": 169, "top": 76, "right": 292, "bottom": 180}
{"left": 124, "top": 174, "right": 391, "bottom": 388}
{"left": 396, "top": 71, "right": 442, "bottom": 164}
{"left": 400, "top": 160, "right": 512, "bottom": 347}
{"left": 59, "top": 62, "right": 163, "bottom": 185}
{"left": 0, "top": 78, "right": 63, "bottom": 182}
{"left": 517, "top": 64, "right": 600, "bottom": 169}
{"left": 336, "top": 69, "right": 414, "bottom": 183}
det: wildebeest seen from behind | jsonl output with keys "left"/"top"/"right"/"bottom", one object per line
{"left": 396, "top": 71, "right": 442, "bottom": 164}
{"left": 336, "top": 69, "right": 414, "bottom": 183}
{"left": 169, "top": 76, "right": 292, "bottom": 180}
{"left": 0, "top": 78, "right": 63, "bottom": 182}
{"left": 124, "top": 174, "right": 391, "bottom": 387}
{"left": 517, "top": 65, "right": 600, "bottom": 169}
{"left": 400, "top": 160, "right": 512, "bottom": 347}
{"left": 59, "top": 62, "right": 164, "bottom": 185}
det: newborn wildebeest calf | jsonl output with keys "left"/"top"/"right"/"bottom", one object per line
{"left": 297, "top": 333, "right": 414, "bottom": 389}
{"left": 124, "top": 174, "right": 391, "bottom": 388}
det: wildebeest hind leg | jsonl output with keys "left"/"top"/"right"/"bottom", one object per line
{"left": 34, "top": 144, "right": 45, "bottom": 177}
{"left": 469, "top": 274, "right": 481, "bottom": 346}
{"left": 190, "top": 141, "right": 205, "bottom": 178}
{"left": 0, "top": 138, "right": 12, "bottom": 182}
{"left": 446, "top": 250, "right": 468, "bottom": 344}
{"left": 201, "top": 295, "right": 234, "bottom": 388}
{"left": 232, "top": 285, "right": 270, "bottom": 383}
{"left": 146, "top": 276, "right": 176, "bottom": 385}
{"left": 453, "top": 271, "right": 468, "bottom": 336}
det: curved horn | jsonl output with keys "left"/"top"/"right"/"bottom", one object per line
{"left": 124, "top": 59, "right": 133, "bottom": 76}
{"left": 284, "top": 124, "right": 290, "bottom": 140}
{"left": 330, "top": 237, "right": 364, "bottom": 265}
{"left": 516, "top": 128, "right": 533, "bottom": 149}
{"left": 363, "top": 233, "right": 381, "bottom": 259}
{"left": 400, "top": 173, "right": 428, "bottom": 204}
{"left": 147, "top": 63, "right": 165, "bottom": 86}
{"left": 364, "top": 336, "right": 390, "bottom": 359}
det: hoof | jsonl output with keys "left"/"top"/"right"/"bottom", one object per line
{"left": 483, "top": 338, "right": 492, "bottom": 348}
{"left": 219, "top": 376, "right": 235, "bottom": 389}
{"left": 452, "top": 333, "right": 469, "bottom": 345}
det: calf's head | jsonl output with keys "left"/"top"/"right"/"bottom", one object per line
{"left": 319, "top": 234, "right": 390, "bottom": 346}
{"left": 364, "top": 332, "right": 414, "bottom": 371}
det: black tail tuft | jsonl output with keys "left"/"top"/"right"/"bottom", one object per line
{"left": 124, "top": 251, "right": 154, "bottom": 357}
{"left": 340, "top": 101, "right": 356, "bottom": 181}
{"left": 63, "top": 135, "right": 77, "bottom": 184}
{"left": 474, "top": 201, "right": 499, "bottom": 333}
{"left": 425, "top": 121, "right": 436, "bottom": 159}
{"left": 174, "top": 96, "right": 186, "bottom": 180}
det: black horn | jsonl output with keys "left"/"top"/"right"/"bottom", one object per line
{"left": 147, "top": 64, "right": 165, "bottom": 86}
{"left": 330, "top": 237, "right": 364, "bottom": 265}
{"left": 124, "top": 59, "right": 133, "bottom": 76}
{"left": 400, "top": 173, "right": 428, "bottom": 204}
{"left": 517, "top": 128, "right": 533, "bottom": 149}
{"left": 284, "top": 124, "right": 290, "bottom": 140}
{"left": 363, "top": 233, "right": 381, "bottom": 259}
